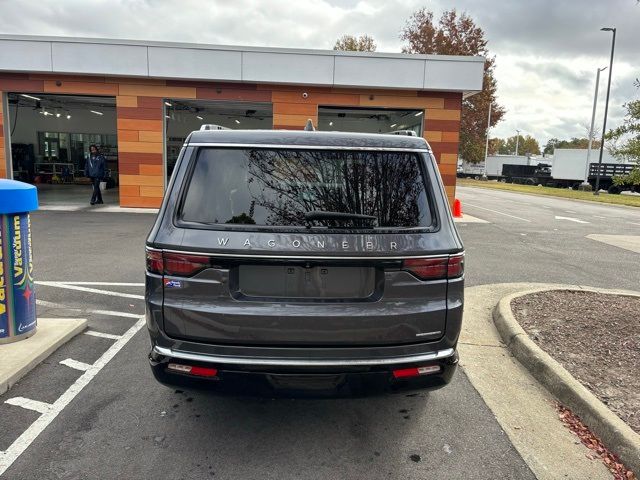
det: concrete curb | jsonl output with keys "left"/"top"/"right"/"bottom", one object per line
{"left": 0, "top": 317, "right": 88, "bottom": 395}
{"left": 493, "top": 286, "right": 640, "bottom": 475}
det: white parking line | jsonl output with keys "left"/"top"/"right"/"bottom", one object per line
{"left": 84, "top": 330, "right": 122, "bottom": 340}
{"left": 555, "top": 216, "right": 590, "bottom": 224}
{"left": 463, "top": 203, "right": 532, "bottom": 222}
{"left": 0, "top": 316, "right": 145, "bottom": 476}
{"left": 35, "top": 299, "right": 67, "bottom": 308}
{"left": 88, "top": 309, "right": 142, "bottom": 319}
{"left": 35, "top": 282, "right": 144, "bottom": 300}
{"left": 4, "top": 397, "right": 52, "bottom": 414}
{"left": 59, "top": 359, "right": 92, "bottom": 372}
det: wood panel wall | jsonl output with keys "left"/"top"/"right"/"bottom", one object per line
{"left": 0, "top": 73, "right": 461, "bottom": 208}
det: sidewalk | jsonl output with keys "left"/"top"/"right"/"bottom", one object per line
{"left": 459, "top": 283, "right": 613, "bottom": 480}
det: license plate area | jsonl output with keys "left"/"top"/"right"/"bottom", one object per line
{"left": 232, "top": 263, "right": 382, "bottom": 302}
{"left": 266, "top": 373, "right": 346, "bottom": 391}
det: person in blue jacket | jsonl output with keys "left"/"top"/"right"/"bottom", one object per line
{"left": 86, "top": 144, "right": 106, "bottom": 205}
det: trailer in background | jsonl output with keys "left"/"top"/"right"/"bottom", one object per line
{"left": 458, "top": 150, "right": 638, "bottom": 193}
{"left": 484, "top": 155, "right": 536, "bottom": 179}
{"left": 501, "top": 163, "right": 551, "bottom": 184}
{"left": 588, "top": 163, "right": 639, "bottom": 194}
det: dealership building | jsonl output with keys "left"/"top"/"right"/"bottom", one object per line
{"left": 0, "top": 35, "right": 484, "bottom": 208}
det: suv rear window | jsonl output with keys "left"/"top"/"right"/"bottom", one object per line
{"left": 180, "top": 148, "right": 433, "bottom": 229}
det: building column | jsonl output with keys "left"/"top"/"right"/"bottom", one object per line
{"left": 116, "top": 95, "right": 165, "bottom": 208}
{"left": 422, "top": 92, "right": 462, "bottom": 207}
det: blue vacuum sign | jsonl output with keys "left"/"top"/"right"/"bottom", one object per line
{"left": 0, "top": 213, "right": 36, "bottom": 340}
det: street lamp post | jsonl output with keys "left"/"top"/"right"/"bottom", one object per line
{"left": 483, "top": 102, "right": 492, "bottom": 178}
{"left": 594, "top": 27, "right": 616, "bottom": 196}
{"left": 583, "top": 66, "right": 607, "bottom": 187}
{"left": 515, "top": 129, "right": 521, "bottom": 156}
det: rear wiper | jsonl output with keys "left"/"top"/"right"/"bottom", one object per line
{"left": 304, "top": 211, "right": 377, "bottom": 228}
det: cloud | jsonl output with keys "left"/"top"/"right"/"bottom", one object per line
{"left": 0, "top": 0, "right": 638, "bottom": 144}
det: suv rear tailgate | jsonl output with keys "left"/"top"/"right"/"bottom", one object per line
{"left": 162, "top": 261, "right": 447, "bottom": 346}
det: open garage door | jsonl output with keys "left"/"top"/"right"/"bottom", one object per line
{"left": 6, "top": 93, "right": 118, "bottom": 206}
{"left": 164, "top": 99, "right": 273, "bottom": 181}
{"left": 318, "top": 106, "right": 424, "bottom": 136}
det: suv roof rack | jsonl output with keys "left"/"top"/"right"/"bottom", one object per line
{"left": 200, "top": 124, "right": 230, "bottom": 131}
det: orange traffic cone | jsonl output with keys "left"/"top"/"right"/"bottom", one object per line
{"left": 453, "top": 198, "right": 462, "bottom": 218}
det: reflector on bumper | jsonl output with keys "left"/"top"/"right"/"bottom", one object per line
{"left": 392, "top": 365, "right": 441, "bottom": 378}
{"left": 167, "top": 363, "right": 218, "bottom": 377}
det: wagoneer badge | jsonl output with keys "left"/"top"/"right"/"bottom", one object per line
{"left": 217, "top": 238, "right": 398, "bottom": 250}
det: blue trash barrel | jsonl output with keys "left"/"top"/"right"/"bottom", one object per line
{"left": 0, "top": 179, "right": 39, "bottom": 344}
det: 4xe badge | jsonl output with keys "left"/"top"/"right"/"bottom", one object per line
{"left": 164, "top": 279, "right": 182, "bottom": 289}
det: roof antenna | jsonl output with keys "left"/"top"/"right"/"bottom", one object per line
{"left": 304, "top": 119, "right": 315, "bottom": 131}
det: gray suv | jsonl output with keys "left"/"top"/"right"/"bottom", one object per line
{"left": 145, "top": 129, "right": 464, "bottom": 396}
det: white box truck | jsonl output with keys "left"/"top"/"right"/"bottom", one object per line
{"left": 550, "top": 149, "right": 616, "bottom": 186}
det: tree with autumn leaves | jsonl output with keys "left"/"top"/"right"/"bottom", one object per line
{"left": 335, "top": 9, "right": 504, "bottom": 163}
{"left": 400, "top": 9, "right": 504, "bottom": 162}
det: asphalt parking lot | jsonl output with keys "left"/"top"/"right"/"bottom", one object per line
{"left": 1, "top": 187, "right": 639, "bottom": 479}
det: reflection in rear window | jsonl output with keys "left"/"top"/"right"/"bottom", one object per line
{"left": 180, "top": 148, "right": 432, "bottom": 228}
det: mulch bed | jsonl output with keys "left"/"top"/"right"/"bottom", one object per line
{"left": 511, "top": 290, "right": 640, "bottom": 434}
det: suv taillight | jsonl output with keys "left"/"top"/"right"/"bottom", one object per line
{"left": 402, "top": 254, "right": 464, "bottom": 280}
{"left": 145, "top": 249, "right": 212, "bottom": 277}
{"left": 447, "top": 254, "right": 464, "bottom": 278}
{"left": 163, "top": 252, "right": 210, "bottom": 277}
{"left": 146, "top": 249, "right": 163, "bottom": 275}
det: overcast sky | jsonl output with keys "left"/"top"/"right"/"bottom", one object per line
{"left": 1, "top": 0, "right": 638, "bottom": 145}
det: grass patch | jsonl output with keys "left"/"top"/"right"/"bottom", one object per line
{"left": 457, "top": 178, "right": 640, "bottom": 208}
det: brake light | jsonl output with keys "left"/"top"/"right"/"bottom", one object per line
{"left": 146, "top": 249, "right": 163, "bottom": 275}
{"left": 163, "top": 252, "right": 210, "bottom": 277}
{"left": 403, "top": 258, "right": 448, "bottom": 280}
{"left": 392, "top": 365, "right": 441, "bottom": 378}
{"left": 145, "top": 249, "right": 212, "bottom": 277}
{"left": 402, "top": 254, "right": 464, "bottom": 280}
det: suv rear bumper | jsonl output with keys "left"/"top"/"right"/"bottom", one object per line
{"left": 148, "top": 344, "right": 458, "bottom": 397}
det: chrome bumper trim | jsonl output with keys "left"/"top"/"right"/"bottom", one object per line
{"left": 153, "top": 346, "right": 455, "bottom": 367}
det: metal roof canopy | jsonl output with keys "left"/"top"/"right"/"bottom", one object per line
{"left": 0, "top": 35, "right": 484, "bottom": 95}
